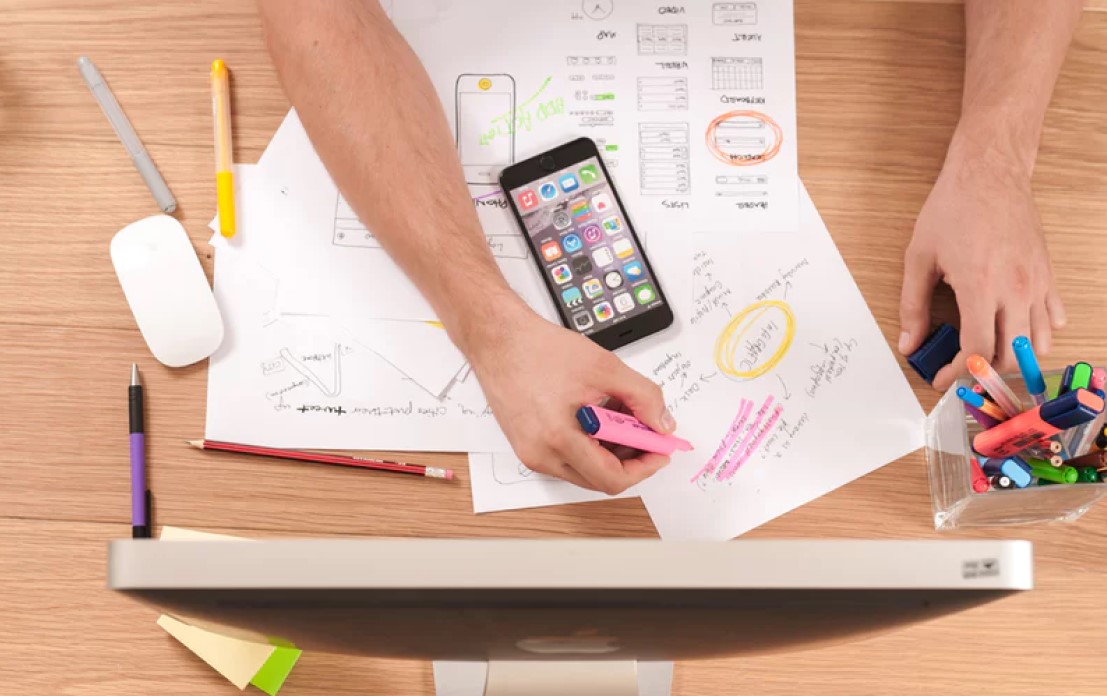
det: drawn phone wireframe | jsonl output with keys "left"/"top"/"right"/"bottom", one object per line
{"left": 455, "top": 74, "right": 516, "bottom": 186}
{"left": 713, "top": 2, "right": 758, "bottom": 25}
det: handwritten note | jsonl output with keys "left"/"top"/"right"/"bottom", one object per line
{"left": 639, "top": 186, "right": 924, "bottom": 540}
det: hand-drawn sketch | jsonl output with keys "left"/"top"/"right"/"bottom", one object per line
{"left": 636, "top": 23, "right": 688, "bottom": 56}
{"left": 278, "top": 343, "right": 344, "bottom": 397}
{"left": 582, "top": 0, "right": 614, "bottom": 20}
{"left": 566, "top": 55, "right": 617, "bottom": 66}
{"left": 637, "top": 77, "right": 689, "bottom": 111}
{"left": 706, "top": 110, "right": 782, "bottom": 165}
{"left": 639, "top": 123, "right": 691, "bottom": 196}
{"left": 332, "top": 193, "right": 380, "bottom": 248}
{"left": 455, "top": 74, "right": 516, "bottom": 186}
{"left": 711, "top": 57, "right": 764, "bottom": 90}
{"left": 714, "top": 299, "right": 795, "bottom": 380}
{"left": 713, "top": 2, "right": 758, "bottom": 25}
{"left": 491, "top": 457, "right": 557, "bottom": 485}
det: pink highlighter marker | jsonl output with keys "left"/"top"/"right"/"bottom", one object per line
{"left": 576, "top": 405, "right": 693, "bottom": 456}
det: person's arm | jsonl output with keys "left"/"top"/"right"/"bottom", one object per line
{"left": 898, "top": 0, "right": 1080, "bottom": 389}
{"left": 257, "top": 0, "right": 675, "bottom": 493}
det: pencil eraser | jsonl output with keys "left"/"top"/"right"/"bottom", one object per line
{"left": 907, "top": 324, "right": 960, "bottom": 384}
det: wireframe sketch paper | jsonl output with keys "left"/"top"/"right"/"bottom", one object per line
{"left": 639, "top": 186, "right": 925, "bottom": 540}
{"left": 391, "top": 0, "right": 799, "bottom": 234}
{"left": 469, "top": 452, "right": 641, "bottom": 513}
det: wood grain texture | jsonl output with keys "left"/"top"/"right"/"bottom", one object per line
{"left": 2, "top": 0, "right": 1107, "bottom": 693}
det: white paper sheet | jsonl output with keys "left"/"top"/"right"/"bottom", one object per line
{"left": 638, "top": 186, "right": 925, "bottom": 540}
{"left": 469, "top": 452, "right": 640, "bottom": 513}
{"left": 391, "top": 0, "right": 799, "bottom": 235}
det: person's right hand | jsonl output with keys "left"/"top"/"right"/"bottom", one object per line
{"left": 465, "top": 300, "right": 676, "bottom": 494}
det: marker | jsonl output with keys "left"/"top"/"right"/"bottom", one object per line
{"left": 1091, "top": 368, "right": 1106, "bottom": 393}
{"left": 1062, "top": 363, "right": 1099, "bottom": 454}
{"left": 973, "top": 389, "right": 1104, "bottom": 458}
{"left": 1058, "top": 365, "right": 1075, "bottom": 396}
{"left": 1095, "top": 426, "right": 1107, "bottom": 451}
{"left": 1062, "top": 450, "right": 1107, "bottom": 469}
{"left": 1071, "top": 363, "right": 1094, "bottom": 391}
{"left": 129, "top": 364, "right": 152, "bottom": 538}
{"left": 211, "top": 59, "right": 236, "bottom": 238}
{"left": 970, "top": 458, "right": 990, "bottom": 493}
{"left": 956, "top": 387, "right": 1007, "bottom": 423}
{"left": 576, "top": 405, "right": 692, "bottom": 456}
{"left": 962, "top": 402, "right": 1001, "bottom": 429}
{"left": 1077, "top": 467, "right": 1101, "bottom": 484}
{"left": 1049, "top": 454, "right": 1064, "bottom": 467}
{"left": 979, "top": 456, "right": 1032, "bottom": 488}
{"left": 1012, "top": 336, "right": 1047, "bottom": 406}
{"left": 1025, "top": 458, "right": 1078, "bottom": 484}
{"left": 966, "top": 355, "right": 1023, "bottom": 418}
{"left": 990, "top": 475, "right": 1015, "bottom": 490}
{"left": 77, "top": 57, "right": 176, "bottom": 213}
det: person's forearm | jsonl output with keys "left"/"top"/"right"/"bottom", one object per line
{"left": 258, "top": 0, "right": 524, "bottom": 354}
{"left": 951, "top": 0, "right": 1081, "bottom": 173}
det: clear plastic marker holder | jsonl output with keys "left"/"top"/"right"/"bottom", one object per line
{"left": 926, "top": 371, "right": 1107, "bottom": 530}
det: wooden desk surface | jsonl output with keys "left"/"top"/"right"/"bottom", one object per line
{"left": 2, "top": 1, "right": 1106, "bottom": 693}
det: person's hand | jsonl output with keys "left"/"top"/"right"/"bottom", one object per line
{"left": 898, "top": 137, "right": 1066, "bottom": 390}
{"left": 465, "top": 300, "right": 675, "bottom": 494}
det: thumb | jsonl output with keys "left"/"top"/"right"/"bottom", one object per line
{"left": 603, "top": 360, "right": 675, "bottom": 434}
{"left": 898, "top": 247, "right": 939, "bottom": 355}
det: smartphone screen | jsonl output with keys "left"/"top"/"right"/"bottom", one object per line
{"left": 502, "top": 140, "right": 672, "bottom": 349}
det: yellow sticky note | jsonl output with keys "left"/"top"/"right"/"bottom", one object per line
{"left": 158, "top": 614, "right": 276, "bottom": 690}
{"left": 155, "top": 527, "right": 301, "bottom": 694}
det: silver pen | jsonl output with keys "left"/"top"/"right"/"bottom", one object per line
{"left": 77, "top": 56, "right": 177, "bottom": 213}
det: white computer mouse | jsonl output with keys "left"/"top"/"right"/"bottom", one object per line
{"left": 110, "top": 215, "right": 224, "bottom": 367}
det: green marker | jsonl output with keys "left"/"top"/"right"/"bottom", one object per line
{"left": 1071, "top": 362, "right": 1093, "bottom": 390}
{"left": 1077, "top": 466, "right": 1101, "bottom": 484}
{"left": 1026, "top": 458, "right": 1077, "bottom": 484}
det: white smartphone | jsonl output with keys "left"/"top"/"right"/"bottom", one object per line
{"left": 455, "top": 74, "right": 516, "bottom": 186}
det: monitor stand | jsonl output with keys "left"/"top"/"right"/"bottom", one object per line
{"left": 433, "top": 660, "right": 673, "bottom": 696}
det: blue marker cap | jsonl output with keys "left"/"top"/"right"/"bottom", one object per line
{"left": 1040, "top": 389, "right": 1104, "bottom": 430}
{"left": 957, "top": 386, "right": 986, "bottom": 409}
{"left": 907, "top": 324, "right": 960, "bottom": 385}
{"left": 1000, "top": 457, "right": 1033, "bottom": 488}
{"left": 1012, "top": 336, "right": 1045, "bottom": 398}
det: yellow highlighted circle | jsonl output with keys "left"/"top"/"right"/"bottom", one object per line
{"left": 714, "top": 300, "right": 796, "bottom": 379}
{"left": 478, "top": 78, "right": 492, "bottom": 90}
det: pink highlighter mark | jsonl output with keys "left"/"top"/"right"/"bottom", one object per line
{"left": 718, "top": 395, "right": 775, "bottom": 481}
{"left": 727, "top": 404, "right": 783, "bottom": 475}
{"left": 691, "top": 398, "right": 752, "bottom": 483}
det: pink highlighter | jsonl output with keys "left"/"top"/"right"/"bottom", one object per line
{"left": 576, "top": 405, "right": 693, "bottom": 455}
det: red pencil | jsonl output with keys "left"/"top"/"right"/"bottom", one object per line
{"left": 187, "top": 440, "right": 454, "bottom": 480}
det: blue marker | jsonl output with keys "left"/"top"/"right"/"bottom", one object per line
{"left": 957, "top": 386, "right": 986, "bottom": 409}
{"left": 1012, "top": 336, "right": 1046, "bottom": 406}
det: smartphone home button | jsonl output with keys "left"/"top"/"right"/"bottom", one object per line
{"left": 539, "top": 155, "right": 557, "bottom": 171}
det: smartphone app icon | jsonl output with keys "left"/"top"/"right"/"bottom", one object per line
{"left": 581, "top": 224, "right": 603, "bottom": 244}
{"left": 601, "top": 215, "right": 624, "bottom": 235}
{"left": 562, "top": 286, "right": 583, "bottom": 307}
{"left": 623, "top": 260, "right": 644, "bottom": 280}
{"left": 541, "top": 241, "right": 562, "bottom": 262}
{"left": 561, "top": 233, "right": 583, "bottom": 254}
{"left": 591, "top": 246, "right": 615, "bottom": 268}
{"left": 579, "top": 164, "right": 599, "bottom": 185}
{"left": 604, "top": 271, "right": 623, "bottom": 289}
{"left": 593, "top": 301, "right": 614, "bottom": 322}
{"left": 613, "top": 292, "right": 635, "bottom": 314}
{"left": 517, "top": 189, "right": 539, "bottom": 212}
{"left": 552, "top": 210, "right": 572, "bottom": 230}
{"left": 573, "top": 311, "right": 594, "bottom": 330}
{"left": 559, "top": 173, "right": 580, "bottom": 193}
{"left": 551, "top": 263, "right": 572, "bottom": 285}
{"left": 634, "top": 282, "right": 657, "bottom": 305}
{"left": 570, "top": 198, "right": 592, "bottom": 220}
{"left": 592, "top": 193, "right": 614, "bottom": 215}
{"left": 582, "top": 278, "right": 604, "bottom": 299}
{"left": 612, "top": 238, "right": 634, "bottom": 259}
{"left": 539, "top": 182, "right": 558, "bottom": 201}
{"left": 571, "top": 256, "right": 593, "bottom": 275}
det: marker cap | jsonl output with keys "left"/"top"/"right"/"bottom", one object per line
{"left": 907, "top": 324, "right": 960, "bottom": 385}
{"left": 1012, "top": 336, "right": 1046, "bottom": 396}
{"left": 1040, "top": 389, "right": 1104, "bottom": 430}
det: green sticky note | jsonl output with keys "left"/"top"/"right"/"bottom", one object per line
{"left": 249, "top": 646, "right": 302, "bottom": 696}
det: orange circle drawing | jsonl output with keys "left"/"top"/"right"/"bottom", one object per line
{"left": 705, "top": 110, "right": 783, "bottom": 166}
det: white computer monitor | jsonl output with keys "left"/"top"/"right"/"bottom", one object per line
{"left": 109, "top": 539, "right": 1032, "bottom": 696}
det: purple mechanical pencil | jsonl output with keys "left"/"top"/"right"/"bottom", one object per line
{"left": 130, "top": 364, "right": 152, "bottom": 538}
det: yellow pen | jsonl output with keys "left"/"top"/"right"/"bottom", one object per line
{"left": 211, "top": 59, "right": 235, "bottom": 238}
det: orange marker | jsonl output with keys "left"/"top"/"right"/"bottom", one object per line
{"left": 967, "top": 355, "right": 1023, "bottom": 418}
